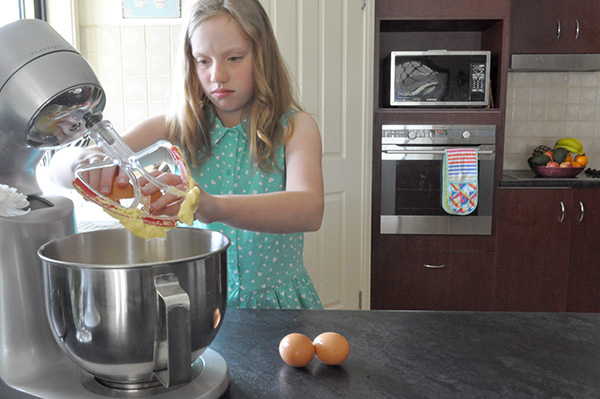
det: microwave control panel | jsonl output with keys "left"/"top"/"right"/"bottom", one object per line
{"left": 470, "top": 63, "right": 487, "bottom": 94}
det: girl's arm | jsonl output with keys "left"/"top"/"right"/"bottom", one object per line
{"left": 193, "top": 111, "right": 324, "bottom": 233}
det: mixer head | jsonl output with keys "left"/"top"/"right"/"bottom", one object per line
{"left": 0, "top": 19, "right": 105, "bottom": 195}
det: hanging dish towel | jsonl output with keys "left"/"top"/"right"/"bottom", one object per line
{"left": 442, "top": 148, "right": 478, "bottom": 215}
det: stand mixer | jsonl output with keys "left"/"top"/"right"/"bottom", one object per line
{"left": 0, "top": 19, "right": 229, "bottom": 398}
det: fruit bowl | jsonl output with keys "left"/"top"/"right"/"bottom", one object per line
{"left": 529, "top": 164, "right": 585, "bottom": 178}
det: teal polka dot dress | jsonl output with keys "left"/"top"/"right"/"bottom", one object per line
{"left": 188, "top": 112, "right": 323, "bottom": 310}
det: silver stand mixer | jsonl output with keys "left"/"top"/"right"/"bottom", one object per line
{"left": 0, "top": 19, "right": 228, "bottom": 399}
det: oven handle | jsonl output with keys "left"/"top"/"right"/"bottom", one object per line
{"left": 382, "top": 149, "right": 495, "bottom": 155}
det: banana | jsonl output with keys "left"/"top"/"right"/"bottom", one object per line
{"left": 555, "top": 138, "right": 583, "bottom": 150}
{"left": 554, "top": 138, "right": 584, "bottom": 154}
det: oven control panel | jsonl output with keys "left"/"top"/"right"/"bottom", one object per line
{"left": 381, "top": 124, "right": 496, "bottom": 145}
{"left": 382, "top": 128, "right": 448, "bottom": 139}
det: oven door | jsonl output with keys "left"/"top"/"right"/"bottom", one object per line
{"left": 380, "top": 144, "right": 495, "bottom": 235}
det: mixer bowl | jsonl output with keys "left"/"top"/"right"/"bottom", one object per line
{"left": 37, "top": 227, "right": 229, "bottom": 389}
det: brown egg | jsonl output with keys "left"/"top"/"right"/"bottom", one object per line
{"left": 107, "top": 180, "right": 162, "bottom": 202}
{"left": 313, "top": 332, "right": 350, "bottom": 366}
{"left": 279, "top": 333, "right": 315, "bottom": 367}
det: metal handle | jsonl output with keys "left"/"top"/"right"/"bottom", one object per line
{"left": 579, "top": 201, "right": 584, "bottom": 222}
{"left": 154, "top": 274, "right": 192, "bottom": 388}
{"left": 382, "top": 149, "right": 495, "bottom": 155}
{"left": 557, "top": 19, "right": 561, "bottom": 39}
{"left": 424, "top": 264, "right": 445, "bottom": 269}
{"left": 575, "top": 19, "right": 580, "bottom": 40}
{"left": 559, "top": 201, "right": 565, "bottom": 223}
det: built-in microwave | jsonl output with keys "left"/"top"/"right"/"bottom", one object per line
{"left": 390, "top": 50, "right": 491, "bottom": 107}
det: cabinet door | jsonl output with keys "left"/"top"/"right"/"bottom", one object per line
{"left": 371, "top": 250, "right": 495, "bottom": 311}
{"left": 511, "top": 0, "right": 564, "bottom": 54}
{"left": 494, "top": 188, "right": 571, "bottom": 311}
{"left": 567, "top": 0, "right": 600, "bottom": 53}
{"left": 566, "top": 188, "right": 600, "bottom": 312}
{"left": 511, "top": 0, "right": 600, "bottom": 54}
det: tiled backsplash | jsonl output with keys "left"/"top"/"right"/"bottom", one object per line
{"left": 79, "top": 24, "right": 181, "bottom": 134}
{"left": 504, "top": 71, "right": 600, "bottom": 170}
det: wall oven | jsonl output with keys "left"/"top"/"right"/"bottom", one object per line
{"left": 381, "top": 124, "right": 496, "bottom": 235}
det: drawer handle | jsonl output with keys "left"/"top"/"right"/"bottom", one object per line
{"left": 424, "top": 264, "right": 445, "bottom": 269}
{"left": 559, "top": 200, "right": 565, "bottom": 223}
{"left": 557, "top": 19, "right": 561, "bottom": 39}
{"left": 575, "top": 19, "right": 580, "bottom": 40}
{"left": 579, "top": 201, "right": 584, "bottom": 222}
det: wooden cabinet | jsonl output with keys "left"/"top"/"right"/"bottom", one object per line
{"left": 566, "top": 188, "right": 600, "bottom": 312}
{"left": 370, "top": 0, "right": 511, "bottom": 311}
{"left": 511, "top": 0, "right": 600, "bottom": 54}
{"left": 494, "top": 188, "right": 571, "bottom": 312}
{"left": 376, "top": 0, "right": 508, "bottom": 18}
{"left": 372, "top": 249, "right": 495, "bottom": 311}
{"left": 495, "top": 187, "right": 600, "bottom": 312}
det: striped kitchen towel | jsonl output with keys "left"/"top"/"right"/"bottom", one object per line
{"left": 442, "top": 148, "right": 478, "bottom": 215}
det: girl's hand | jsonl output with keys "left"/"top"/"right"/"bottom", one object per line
{"left": 139, "top": 170, "right": 195, "bottom": 215}
{"left": 49, "top": 146, "right": 128, "bottom": 195}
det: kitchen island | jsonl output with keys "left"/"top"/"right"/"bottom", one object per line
{"left": 2, "top": 309, "right": 600, "bottom": 398}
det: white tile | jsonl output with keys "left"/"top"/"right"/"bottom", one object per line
{"left": 121, "top": 26, "right": 146, "bottom": 51}
{"left": 100, "top": 76, "right": 124, "bottom": 104}
{"left": 148, "top": 101, "right": 171, "bottom": 116}
{"left": 546, "top": 104, "right": 564, "bottom": 120}
{"left": 97, "top": 51, "right": 123, "bottom": 77}
{"left": 122, "top": 51, "right": 148, "bottom": 76}
{"left": 513, "top": 87, "right": 531, "bottom": 104}
{"left": 97, "top": 26, "right": 121, "bottom": 52}
{"left": 79, "top": 26, "right": 97, "bottom": 53}
{"left": 123, "top": 76, "right": 148, "bottom": 101}
{"left": 146, "top": 25, "right": 171, "bottom": 50}
{"left": 530, "top": 104, "right": 547, "bottom": 121}
{"left": 564, "top": 104, "right": 581, "bottom": 121}
{"left": 513, "top": 103, "right": 531, "bottom": 120}
{"left": 580, "top": 87, "right": 598, "bottom": 104}
{"left": 566, "top": 87, "right": 581, "bottom": 104}
{"left": 547, "top": 87, "right": 566, "bottom": 103}
{"left": 124, "top": 102, "right": 149, "bottom": 129}
{"left": 530, "top": 86, "right": 548, "bottom": 104}
{"left": 147, "top": 51, "right": 172, "bottom": 76}
{"left": 147, "top": 76, "right": 172, "bottom": 101}
{"left": 580, "top": 104, "right": 597, "bottom": 122}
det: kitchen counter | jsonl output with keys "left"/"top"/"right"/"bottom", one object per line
{"left": 4, "top": 309, "right": 600, "bottom": 398}
{"left": 502, "top": 169, "right": 600, "bottom": 187}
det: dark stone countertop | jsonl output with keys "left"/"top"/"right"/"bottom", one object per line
{"left": 502, "top": 169, "right": 600, "bottom": 188}
{"left": 4, "top": 309, "right": 600, "bottom": 398}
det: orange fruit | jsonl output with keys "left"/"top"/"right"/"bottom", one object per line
{"left": 571, "top": 161, "right": 582, "bottom": 168}
{"left": 565, "top": 153, "right": 573, "bottom": 162}
{"left": 574, "top": 154, "right": 588, "bottom": 167}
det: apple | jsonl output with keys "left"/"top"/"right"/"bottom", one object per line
{"left": 546, "top": 161, "right": 559, "bottom": 167}
{"left": 559, "top": 161, "right": 573, "bottom": 168}
{"left": 543, "top": 150, "right": 554, "bottom": 161}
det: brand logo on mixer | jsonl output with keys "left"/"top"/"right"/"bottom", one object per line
{"left": 31, "top": 45, "right": 63, "bottom": 56}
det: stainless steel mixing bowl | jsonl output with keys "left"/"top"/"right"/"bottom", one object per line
{"left": 37, "top": 227, "right": 229, "bottom": 389}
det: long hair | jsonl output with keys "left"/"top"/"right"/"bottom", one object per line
{"left": 167, "top": 0, "right": 301, "bottom": 171}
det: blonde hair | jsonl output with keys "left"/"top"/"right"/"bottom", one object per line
{"left": 167, "top": 0, "right": 301, "bottom": 171}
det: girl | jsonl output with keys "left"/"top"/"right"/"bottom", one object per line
{"left": 54, "top": 0, "right": 325, "bottom": 310}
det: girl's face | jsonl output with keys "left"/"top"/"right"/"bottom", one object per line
{"left": 191, "top": 13, "right": 255, "bottom": 127}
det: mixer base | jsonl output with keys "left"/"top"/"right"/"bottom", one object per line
{"left": 80, "top": 349, "right": 228, "bottom": 398}
{"left": 4, "top": 349, "right": 228, "bottom": 399}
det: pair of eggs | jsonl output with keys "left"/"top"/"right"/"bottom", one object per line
{"left": 278, "top": 332, "right": 350, "bottom": 367}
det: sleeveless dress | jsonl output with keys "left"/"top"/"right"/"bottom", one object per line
{"left": 187, "top": 112, "right": 323, "bottom": 310}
